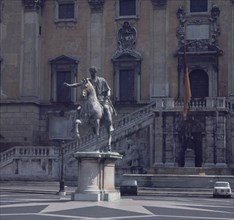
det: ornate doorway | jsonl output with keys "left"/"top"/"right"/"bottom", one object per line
{"left": 177, "top": 118, "right": 203, "bottom": 167}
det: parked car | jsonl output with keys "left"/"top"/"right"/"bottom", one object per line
{"left": 120, "top": 180, "right": 138, "bottom": 196}
{"left": 213, "top": 181, "right": 232, "bottom": 198}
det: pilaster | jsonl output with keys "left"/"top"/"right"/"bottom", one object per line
{"left": 88, "top": 0, "right": 105, "bottom": 71}
{"left": 21, "top": 0, "right": 42, "bottom": 101}
{"left": 153, "top": 112, "right": 164, "bottom": 166}
{"left": 203, "top": 116, "right": 215, "bottom": 166}
{"left": 150, "top": 0, "right": 168, "bottom": 98}
{"left": 229, "top": 0, "right": 234, "bottom": 95}
{"left": 215, "top": 113, "right": 227, "bottom": 166}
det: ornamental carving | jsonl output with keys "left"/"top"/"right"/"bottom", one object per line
{"left": 151, "top": 0, "right": 167, "bottom": 10}
{"left": 88, "top": 0, "right": 105, "bottom": 13}
{"left": 112, "top": 22, "right": 142, "bottom": 62}
{"left": 22, "top": 0, "right": 44, "bottom": 11}
{"left": 176, "top": 6, "right": 186, "bottom": 45}
{"left": 118, "top": 22, "right": 137, "bottom": 50}
{"left": 176, "top": 5, "right": 222, "bottom": 55}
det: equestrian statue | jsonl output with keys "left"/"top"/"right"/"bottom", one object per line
{"left": 64, "top": 66, "right": 116, "bottom": 151}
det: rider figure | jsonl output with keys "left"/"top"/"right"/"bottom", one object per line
{"left": 89, "top": 66, "right": 114, "bottom": 132}
{"left": 64, "top": 66, "right": 115, "bottom": 132}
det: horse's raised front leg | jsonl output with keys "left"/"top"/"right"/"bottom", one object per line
{"left": 75, "top": 119, "right": 82, "bottom": 138}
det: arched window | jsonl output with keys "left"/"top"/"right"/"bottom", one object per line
{"left": 189, "top": 69, "right": 209, "bottom": 98}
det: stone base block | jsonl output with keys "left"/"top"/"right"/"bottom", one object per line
{"left": 71, "top": 192, "right": 101, "bottom": 201}
{"left": 71, "top": 191, "right": 121, "bottom": 201}
{"left": 102, "top": 191, "right": 121, "bottom": 201}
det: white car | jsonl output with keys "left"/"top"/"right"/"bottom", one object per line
{"left": 213, "top": 181, "right": 232, "bottom": 198}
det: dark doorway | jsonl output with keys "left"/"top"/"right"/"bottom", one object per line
{"left": 119, "top": 69, "right": 135, "bottom": 103}
{"left": 178, "top": 132, "right": 202, "bottom": 167}
{"left": 193, "top": 132, "right": 203, "bottom": 167}
{"left": 189, "top": 70, "right": 209, "bottom": 98}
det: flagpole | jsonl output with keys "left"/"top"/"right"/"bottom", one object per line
{"left": 181, "top": 44, "right": 191, "bottom": 118}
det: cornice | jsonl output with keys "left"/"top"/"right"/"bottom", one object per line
{"left": 151, "top": 0, "right": 167, "bottom": 10}
{"left": 88, "top": 0, "right": 105, "bottom": 13}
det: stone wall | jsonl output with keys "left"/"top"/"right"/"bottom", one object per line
{"left": 0, "top": 104, "right": 40, "bottom": 147}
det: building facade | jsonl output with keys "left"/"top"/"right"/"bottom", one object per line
{"left": 0, "top": 0, "right": 234, "bottom": 180}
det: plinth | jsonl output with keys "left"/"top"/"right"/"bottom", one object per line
{"left": 71, "top": 151, "right": 122, "bottom": 201}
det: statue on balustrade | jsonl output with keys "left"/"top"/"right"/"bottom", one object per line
{"left": 64, "top": 66, "right": 116, "bottom": 151}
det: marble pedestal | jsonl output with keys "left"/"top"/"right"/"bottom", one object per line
{"left": 71, "top": 151, "right": 122, "bottom": 201}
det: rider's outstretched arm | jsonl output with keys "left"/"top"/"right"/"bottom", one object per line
{"left": 64, "top": 81, "right": 83, "bottom": 87}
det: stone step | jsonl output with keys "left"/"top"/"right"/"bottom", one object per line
{"left": 149, "top": 167, "right": 232, "bottom": 175}
{"left": 121, "top": 174, "right": 234, "bottom": 189}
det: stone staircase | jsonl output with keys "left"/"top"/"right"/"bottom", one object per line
{"left": 0, "top": 102, "right": 157, "bottom": 180}
{"left": 62, "top": 101, "right": 156, "bottom": 157}
{"left": 0, "top": 97, "right": 233, "bottom": 181}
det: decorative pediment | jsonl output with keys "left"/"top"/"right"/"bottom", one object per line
{"left": 88, "top": 0, "right": 105, "bottom": 13}
{"left": 22, "top": 0, "right": 44, "bottom": 11}
{"left": 176, "top": 40, "right": 223, "bottom": 55}
{"left": 112, "top": 49, "right": 142, "bottom": 62}
{"left": 50, "top": 55, "right": 79, "bottom": 64}
{"left": 151, "top": 0, "right": 167, "bottom": 10}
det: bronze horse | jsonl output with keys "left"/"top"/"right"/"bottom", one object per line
{"left": 75, "top": 79, "right": 114, "bottom": 151}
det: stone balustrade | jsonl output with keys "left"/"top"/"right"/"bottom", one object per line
{"left": 153, "top": 97, "right": 232, "bottom": 111}
{"left": 0, "top": 146, "right": 58, "bottom": 168}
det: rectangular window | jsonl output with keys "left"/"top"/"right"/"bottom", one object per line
{"left": 58, "top": 3, "right": 75, "bottom": 19}
{"left": 56, "top": 71, "right": 71, "bottom": 103}
{"left": 190, "top": 0, "right": 208, "bottom": 13}
{"left": 119, "top": 0, "right": 136, "bottom": 16}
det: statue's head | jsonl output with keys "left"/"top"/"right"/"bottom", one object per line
{"left": 89, "top": 66, "right": 98, "bottom": 79}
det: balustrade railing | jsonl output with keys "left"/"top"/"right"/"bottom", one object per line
{"left": 0, "top": 146, "right": 58, "bottom": 168}
{"left": 154, "top": 97, "right": 231, "bottom": 111}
